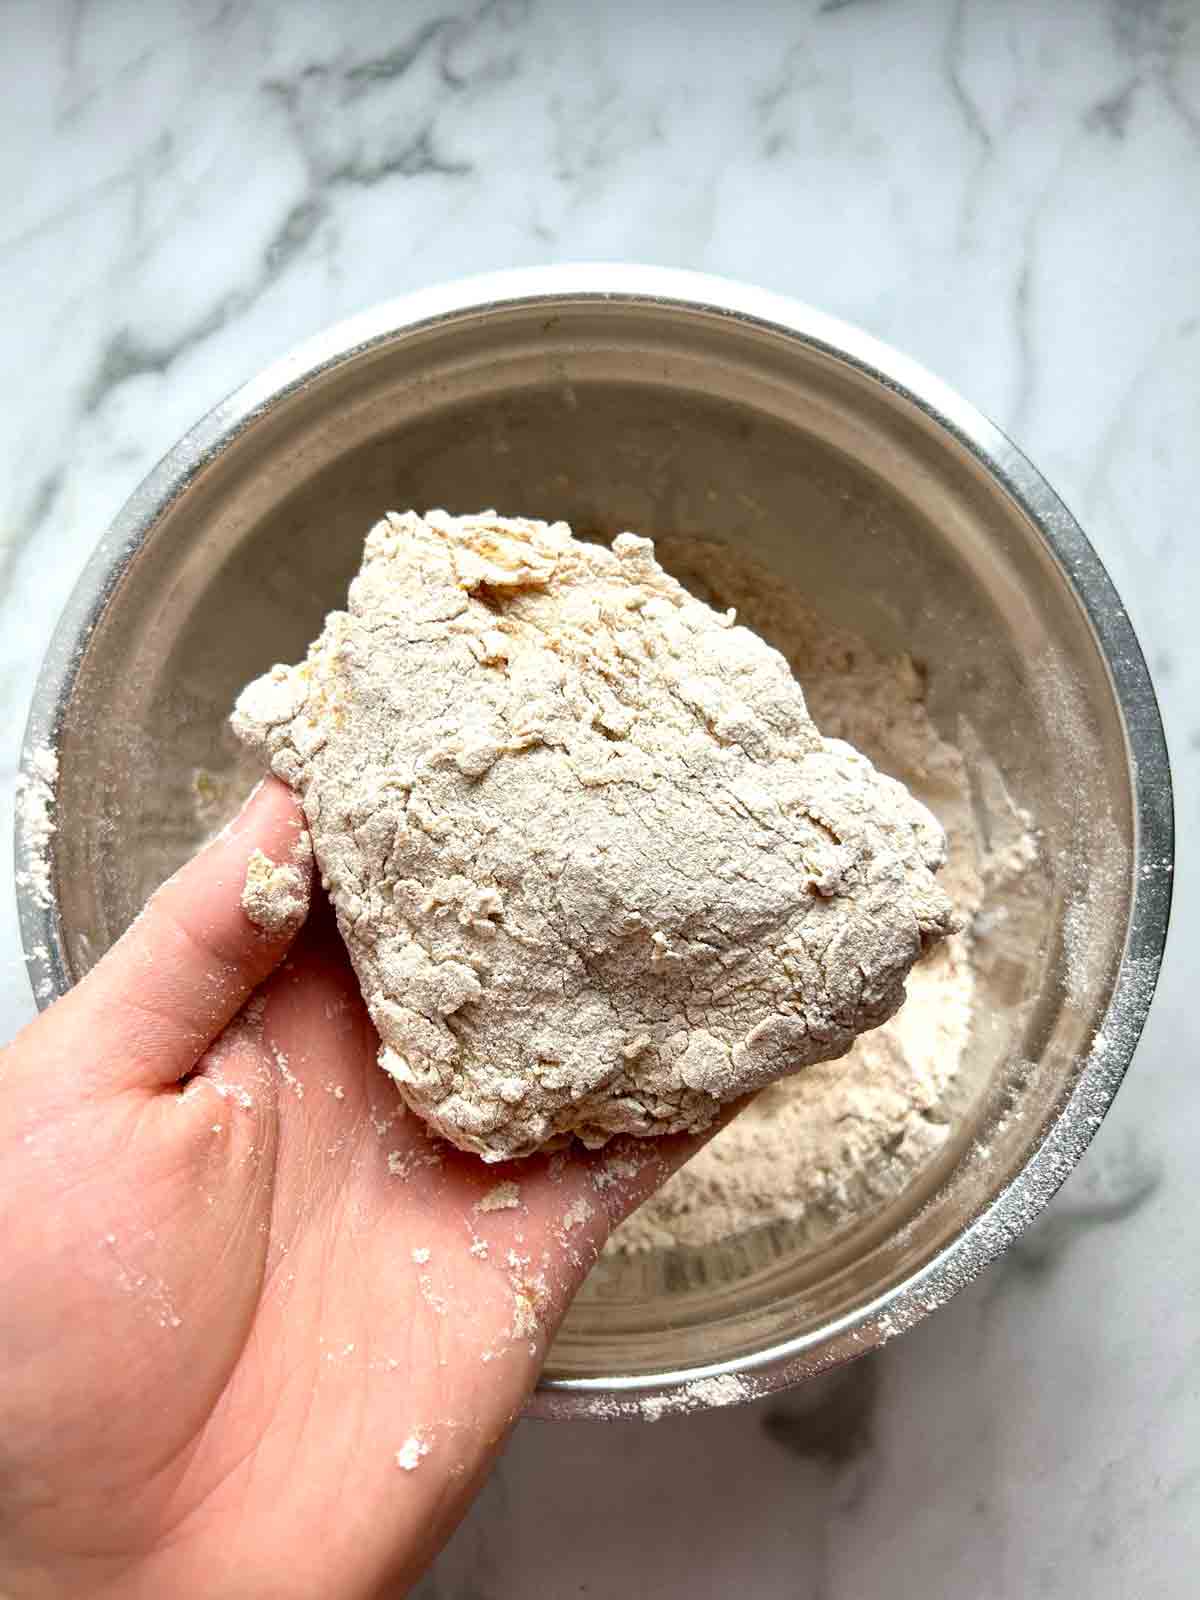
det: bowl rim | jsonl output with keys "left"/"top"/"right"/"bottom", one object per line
{"left": 16, "top": 265, "right": 1174, "bottom": 1419}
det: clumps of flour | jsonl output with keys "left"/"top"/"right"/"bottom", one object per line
{"left": 386, "top": 1146, "right": 442, "bottom": 1180}
{"left": 639, "top": 1373, "right": 751, "bottom": 1420}
{"left": 239, "top": 830, "right": 312, "bottom": 936}
{"left": 476, "top": 1181, "right": 522, "bottom": 1213}
{"left": 395, "top": 1435, "right": 430, "bottom": 1471}
{"left": 15, "top": 744, "right": 59, "bottom": 911}
{"left": 577, "top": 1371, "right": 757, "bottom": 1421}
{"left": 606, "top": 537, "right": 1021, "bottom": 1256}
{"left": 231, "top": 510, "right": 955, "bottom": 1161}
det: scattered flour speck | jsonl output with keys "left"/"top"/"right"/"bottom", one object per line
{"left": 15, "top": 745, "right": 58, "bottom": 911}
{"left": 477, "top": 1181, "right": 521, "bottom": 1214}
{"left": 395, "top": 1436, "right": 430, "bottom": 1471}
{"left": 684, "top": 1374, "right": 748, "bottom": 1408}
{"left": 271, "top": 1043, "right": 304, "bottom": 1100}
{"left": 561, "top": 1196, "right": 593, "bottom": 1232}
{"left": 387, "top": 1146, "right": 442, "bottom": 1179}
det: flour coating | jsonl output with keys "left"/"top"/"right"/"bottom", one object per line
{"left": 232, "top": 511, "right": 954, "bottom": 1160}
{"left": 239, "top": 831, "right": 312, "bottom": 936}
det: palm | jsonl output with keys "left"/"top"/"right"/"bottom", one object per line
{"left": 2, "top": 812, "right": 676, "bottom": 1599}
{"left": 148, "top": 905, "right": 624, "bottom": 1596}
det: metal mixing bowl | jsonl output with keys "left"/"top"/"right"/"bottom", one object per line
{"left": 17, "top": 266, "right": 1173, "bottom": 1419}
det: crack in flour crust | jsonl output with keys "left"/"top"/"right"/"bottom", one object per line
{"left": 231, "top": 511, "right": 955, "bottom": 1161}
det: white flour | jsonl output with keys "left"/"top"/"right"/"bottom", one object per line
{"left": 394, "top": 1435, "right": 429, "bottom": 1471}
{"left": 14, "top": 744, "right": 59, "bottom": 911}
{"left": 230, "top": 511, "right": 955, "bottom": 1162}
{"left": 239, "top": 830, "right": 313, "bottom": 936}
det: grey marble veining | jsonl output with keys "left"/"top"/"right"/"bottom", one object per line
{"left": 2, "top": 2, "right": 1196, "bottom": 1595}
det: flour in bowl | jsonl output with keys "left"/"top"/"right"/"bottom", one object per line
{"left": 607, "top": 537, "right": 1003, "bottom": 1254}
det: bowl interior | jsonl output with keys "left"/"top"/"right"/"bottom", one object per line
{"left": 45, "top": 299, "right": 1136, "bottom": 1387}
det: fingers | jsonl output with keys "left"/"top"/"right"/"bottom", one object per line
{"left": 189, "top": 889, "right": 379, "bottom": 1144}
{"left": 45, "top": 778, "right": 311, "bottom": 1095}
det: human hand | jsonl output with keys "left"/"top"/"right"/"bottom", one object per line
{"left": 0, "top": 779, "right": 701, "bottom": 1599}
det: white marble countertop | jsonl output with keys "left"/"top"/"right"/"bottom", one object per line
{"left": 2, "top": 2, "right": 1196, "bottom": 1595}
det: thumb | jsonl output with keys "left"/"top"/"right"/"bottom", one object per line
{"left": 33, "top": 778, "right": 311, "bottom": 1096}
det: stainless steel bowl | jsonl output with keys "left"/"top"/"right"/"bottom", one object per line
{"left": 17, "top": 266, "right": 1173, "bottom": 1419}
